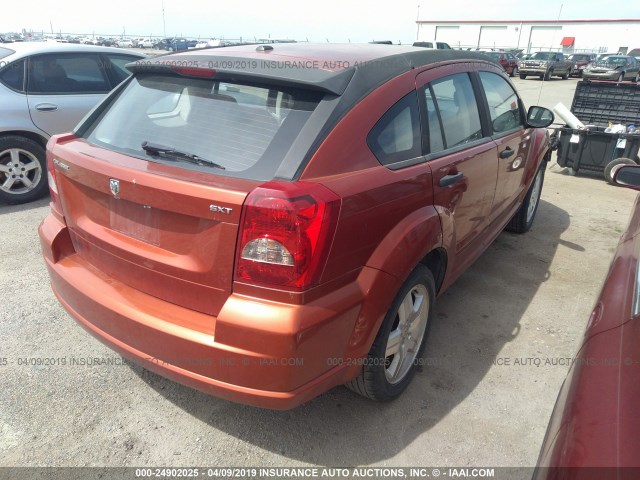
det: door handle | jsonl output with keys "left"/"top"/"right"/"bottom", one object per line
{"left": 500, "top": 147, "right": 515, "bottom": 159}
{"left": 439, "top": 172, "right": 464, "bottom": 187}
{"left": 35, "top": 103, "right": 58, "bottom": 112}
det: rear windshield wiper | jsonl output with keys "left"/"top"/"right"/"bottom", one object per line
{"left": 141, "top": 141, "right": 225, "bottom": 170}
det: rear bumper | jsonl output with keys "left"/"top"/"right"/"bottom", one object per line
{"left": 39, "top": 213, "right": 396, "bottom": 409}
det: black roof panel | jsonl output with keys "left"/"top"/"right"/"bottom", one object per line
{"left": 127, "top": 43, "right": 496, "bottom": 96}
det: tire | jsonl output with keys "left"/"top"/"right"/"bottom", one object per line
{"left": 604, "top": 157, "right": 636, "bottom": 184}
{"left": 635, "top": 72, "right": 640, "bottom": 83}
{"left": 562, "top": 70, "right": 569, "bottom": 80}
{"left": 346, "top": 265, "right": 435, "bottom": 401}
{"left": 543, "top": 69, "right": 552, "bottom": 81}
{"left": 505, "top": 164, "right": 545, "bottom": 233}
{"left": 0, "top": 135, "right": 47, "bottom": 204}
{"left": 519, "top": 73, "right": 526, "bottom": 80}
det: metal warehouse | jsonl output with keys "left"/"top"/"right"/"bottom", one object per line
{"left": 415, "top": 19, "right": 640, "bottom": 54}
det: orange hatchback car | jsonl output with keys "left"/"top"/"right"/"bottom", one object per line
{"left": 40, "top": 44, "right": 553, "bottom": 409}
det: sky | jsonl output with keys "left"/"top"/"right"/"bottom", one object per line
{"left": 2, "top": 0, "right": 640, "bottom": 44}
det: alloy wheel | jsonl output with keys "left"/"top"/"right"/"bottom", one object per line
{"left": 0, "top": 148, "right": 42, "bottom": 196}
{"left": 384, "top": 284, "right": 430, "bottom": 384}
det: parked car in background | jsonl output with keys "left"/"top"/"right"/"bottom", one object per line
{"left": 480, "top": 50, "right": 519, "bottom": 77}
{"left": 534, "top": 164, "right": 640, "bottom": 476}
{"left": 583, "top": 55, "right": 640, "bottom": 82}
{"left": 40, "top": 44, "right": 554, "bottom": 409}
{"left": 519, "top": 51, "right": 572, "bottom": 80}
{"left": 115, "top": 39, "right": 134, "bottom": 48}
{"left": 516, "top": 53, "right": 533, "bottom": 70}
{"left": 628, "top": 48, "right": 640, "bottom": 60}
{"left": 153, "top": 38, "right": 174, "bottom": 50}
{"left": 194, "top": 39, "right": 229, "bottom": 49}
{"left": 412, "top": 41, "right": 452, "bottom": 49}
{"left": 0, "top": 42, "right": 143, "bottom": 204}
{"left": 138, "top": 39, "right": 155, "bottom": 49}
{"left": 567, "top": 52, "right": 597, "bottom": 77}
{"left": 96, "top": 38, "right": 117, "bottom": 47}
{"left": 167, "top": 38, "right": 190, "bottom": 51}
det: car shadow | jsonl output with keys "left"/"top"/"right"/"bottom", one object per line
{"left": 130, "top": 198, "right": 570, "bottom": 465}
{"left": 0, "top": 195, "right": 49, "bottom": 214}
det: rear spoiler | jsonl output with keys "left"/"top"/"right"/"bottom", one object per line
{"left": 125, "top": 55, "right": 356, "bottom": 96}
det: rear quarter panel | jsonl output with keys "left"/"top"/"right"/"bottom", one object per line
{"left": 300, "top": 70, "right": 442, "bottom": 355}
{"left": 0, "top": 84, "right": 43, "bottom": 136}
{"left": 301, "top": 69, "right": 441, "bottom": 285}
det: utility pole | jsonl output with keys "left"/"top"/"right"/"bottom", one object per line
{"left": 162, "top": 0, "right": 167, "bottom": 38}
{"left": 416, "top": 5, "right": 420, "bottom": 41}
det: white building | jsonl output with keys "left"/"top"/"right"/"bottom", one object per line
{"left": 415, "top": 19, "right": 640, "bottom": 54}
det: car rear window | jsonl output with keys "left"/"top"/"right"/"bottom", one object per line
{"left": 83, "top": 74, "right": 323, "bottom": 180}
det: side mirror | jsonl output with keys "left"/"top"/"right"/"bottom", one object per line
{"left": 526, "top": 106, "right": 554, "bottom": 128}
{"left": 613, "top": 165, "right": 640, "bottom": 190}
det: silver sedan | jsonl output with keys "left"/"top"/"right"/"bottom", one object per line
{"left": 582, "top": 55, "right": 640, "bottom": 82}
{"left": 0, "top": 42, "right": 144, "bottom": 204}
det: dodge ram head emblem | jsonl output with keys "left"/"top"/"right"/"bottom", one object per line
{"left": 109, "top": 179, "right": 120, "bottom": 198}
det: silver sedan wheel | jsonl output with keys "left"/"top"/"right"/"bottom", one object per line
{"left": 526, "top": 168, "right": 543, "bottom": 224}
{"left": 384, "top": 284, "right": 430, "bottom": 384}
{"left": 0, "top": 148, "right": 42, "bottom": 196}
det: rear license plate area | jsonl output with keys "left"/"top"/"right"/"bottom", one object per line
{"left": 109, "top": 198, "right": 160, "bottom": 246}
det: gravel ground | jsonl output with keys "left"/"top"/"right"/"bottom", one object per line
{"left": 0, "top": 75, "right": 637, "bottom": 471}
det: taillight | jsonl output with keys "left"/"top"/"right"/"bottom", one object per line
{"left": 235, "top": 181, "right": 341, "bottom": 291}
{"left": 46, "top": 133, "right": 75, "bottom": 214}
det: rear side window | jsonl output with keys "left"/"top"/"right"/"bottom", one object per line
{"left": 367, "top": 91, "right": 421, "bottom": 166}
{"left": 430, "top": 73, "right": 482, "bottom": 147}
{"left": 28, "top": 54, "right": 110, "bottom": 94}
{"left": 0, "top": 47, "right": 15, "bottom": 60}
{"left": 83, "top": 74, "right": 322, "bottom": 180}
{"left": 0, "top": 59, "right": 25, "bottom": 91}
{"left": 479, "top": 71, "right": 522, "bottom": 134}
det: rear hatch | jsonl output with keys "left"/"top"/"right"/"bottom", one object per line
{"left": 51, "top": 70, "right": 324, "bottom": 316}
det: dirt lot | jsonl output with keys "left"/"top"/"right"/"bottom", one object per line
{"left": 1, "top": 76, "right": 637, "bottom": 471}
